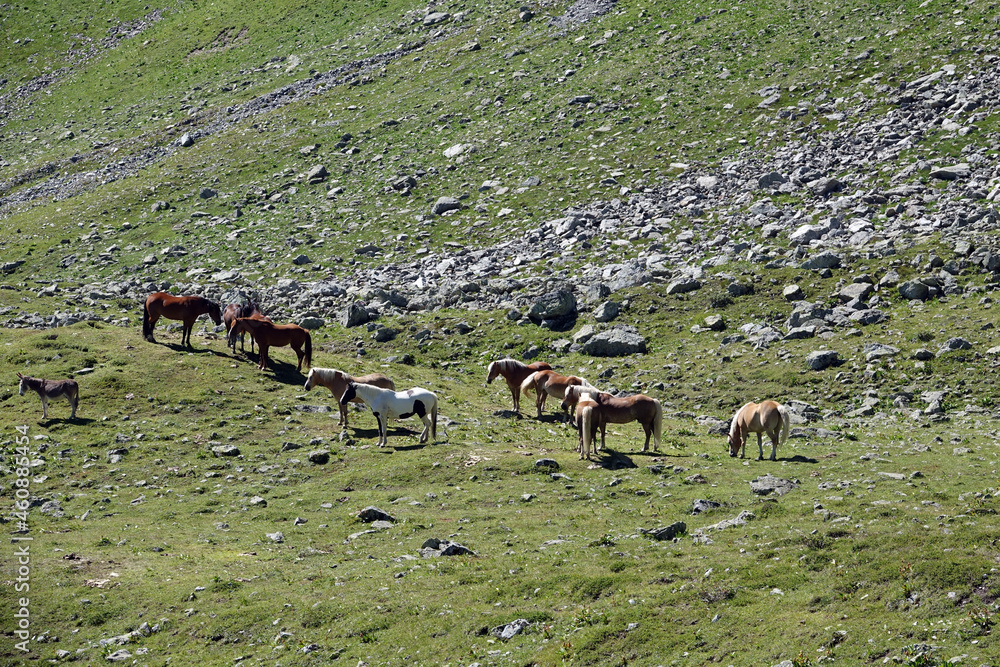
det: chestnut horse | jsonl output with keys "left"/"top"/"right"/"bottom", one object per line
{"left": 562, "top": 385, "right": 663, "bottom": 453}
{"left": 304, "top": 367, "right": 396, "bottom": 427}
{"left": 223, "top": 301, "right": 270, "bottom": 354}
{"left": 485, "top": 359, "right": 552, "bottom": 413}
{"left": 143, "top": 292, "right": 222, "bottom": 348}
{"left": 728, "top": 400, "right": 790, "bottom": 461}
{"left": 519, "top": 369, "right": 596, "bottom": 421}
{"left": 229, "top": 318, "right": 312, "bottom": 372}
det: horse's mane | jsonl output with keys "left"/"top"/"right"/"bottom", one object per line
{"left": 728, "top": 403, "right": 749, "bottom": 442}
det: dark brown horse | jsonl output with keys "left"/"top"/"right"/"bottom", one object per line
{"left": 485, "top": 358, "right": 553, "bottom": 413}
{"left": 230, "top": 318, "right": 312, "bottom": 372}
{"left": 223, "top": 301, "right": 270, "bottom": 354}
{"left": 143, "top": 292, "right": 222, "bottom": 348}
{"left": 562, "top": 385, "right": 663, "bottom": 453}
{"left": 304, "top": 367, "right": 396, "bottom": 427}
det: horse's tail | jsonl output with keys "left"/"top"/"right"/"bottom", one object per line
{"left": 519, "top": 371, "right": 538, "bottom": 397}
{"left": 141, "top": 301, "right": 153, "bottom": 341}
{"left": 304, "top": 331, "right": 313, "bottom": 368}
{"left": 653, "top": 399, "right": 663, "bottom": 450}
{"left": 579, "top": 404, "right": 594, "bottom": 459}
{"left": 431, "top": 396, "right": 438, "bottom": 440}
{"left": 778, "top": 404, "right": 791, "bottom": 446}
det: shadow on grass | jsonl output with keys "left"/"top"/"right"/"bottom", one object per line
{"left": 159, "top": 341, "right": 230, "bottom": 358}
{"left": 231, "top": 352, "right": 308, "bottom": 385}
{"left": 346, "top": 425, "right": 441, "bottom": 451}
{"left": 37, "top": 416, "right": 97, "bottom": 428}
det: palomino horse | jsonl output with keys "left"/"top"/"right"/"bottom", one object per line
{"left": 561, "top": 385, "right": 663, "bottom": 453}
{"left": 574, "top": 394, "right": 600, "bottom": 460}
{"left": 304, "top": 368, "right": 396, "bottom": 427}
{"left": 340, "top": 382, "right": 438, "bottom": 447}
{"left": 223, "top": 301, "right": 270, "bottom": 354}
{"left": 142, "top": 292, "right": 223, "bottom": 348}
{"left": 485, "top": 359, "right": 553, "bottom": 413}
{"left": 728, "top": 400, "right": 790, "bottom": 461}
{"left": 519, "top": 369, "right": 596, "bottom": 421}
{"left": 229, "top": 318, "right": 312, "bottom": 372}
{"left": 18, "top": 373, "right": 79, "bottom": 420}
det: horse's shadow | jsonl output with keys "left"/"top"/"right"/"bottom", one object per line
{"left": 232, "top": 352, "right": 307, "bottom": 385}
{"left": 37, "top": 416, "right": 96, "bottom": 428}
{"left": 161, "top": 341, "right": 229, "bottom": 357}
{"left": 344, "top": 425, "right": 434, "bottom": 450}
{"left": 590, "top": 449, "right": 639, "bottom": 470}
{"left": 782, "top": 454, "right": 818, "bottom": 464}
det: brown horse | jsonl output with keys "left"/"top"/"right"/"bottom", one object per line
{"left": 143, "top": 292, "right": 222, "bottom": 348}
{"left": 229, "top": 317, "right": 312, "bottom": 371}
{"left": 304, "top": 367, "right": 396, "bottom": 427}
{"left": 18, "top": 373, "right": 79, "bottom": 420}
{"left": 562, "top": 385, "right": 663, "bottom": 453}
{"left": 223, "top": 301, "right": 270, "bottom": 354}
{"left": 485, "top": 358, "right": 553, "bottom": 413}
{"left": 519, "top": 369, "right": 596, "bottom": 421}
{"left": 728, "top": 400, "right": 790, "bottom": 461}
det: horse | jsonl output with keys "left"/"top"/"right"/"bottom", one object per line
{"left": 223, "top": 301, "right": 270, "bottom": 354}
{"left": 142, "top": 292, "right": 223, "bottom": 348}
{"left": 575, "top": 394, "right": 600, "bottom": 460}
{"left": 485, "top": 359, "right": 553, "bottom": 413}
{"left": 229, "top": 318, "right": 312, "bottom": 372}
{"left": 340, "top": 382, "right": 438, "bottom": 447}
{"left": 562, "top": 385, "right": 663, "bottom": 453}
{"left": 304, "top": 368, "right": 396, "bottom": 427}
{"left": 17, "top": 373, "right": 79, "bottom": 420}
{"left": 727, "top": 400, "right": 790, "bottom": 461}
{"left": 519, "top": 369, "right": 596, "bottom": 421}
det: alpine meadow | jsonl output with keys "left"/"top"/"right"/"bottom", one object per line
{"left": 3, "top": 0, "right": 1000, "bottom": 665}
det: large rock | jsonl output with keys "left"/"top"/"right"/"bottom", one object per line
{"left": 800, "top": 251, "right": 842, "bottom": 270}
{"left": 340, "top": 303, "right": 371, "bottom": 328}
{"left": 665, "top": 277, "right": 702, "bottom": 295}
{"left": 898, "top": 279, "right": 930, "bottom": 301}
{"left": 749, "top": 474, "right": 799, "bottom": 496}
{"left": 806, "top": 350, "right": 839, "bottom": 371}
{"left": 359, "top": 507, "right": 395, "bottom": 523}
{"left": 582, "top": 325, "right": 647, "bottom": 357}
{"left": 431, "top": 197, "right": 462, "bottom": 215}
{"left": 528, "top": 290, "right": 576, "bottom": 322}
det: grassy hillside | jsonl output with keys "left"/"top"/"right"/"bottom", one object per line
{"left": 2, "top": 0, "right": 1000, "bottom": 665}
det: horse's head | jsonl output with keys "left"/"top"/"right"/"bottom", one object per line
{"left": 485, "top": 361, "right": 498, "bottom": 385}
{"left": 16, "top": 372, "right": 25, "bottom": 394}
{"left": 340, "top": 382, "right": 357, "bottom": 406}
{"left": 727, "top": 429, "right": 741, "bottom": 457}
{"left": 304, "top": 368, "right": 316, "bottom": 391}
{"left": 208, "top": 301, "right": 223, "bottom": 326}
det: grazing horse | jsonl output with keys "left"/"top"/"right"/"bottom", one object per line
{"left": 340, "top": 382, "right": 438, "bottom": 447}
{"left": 485, "top": 359, "right": 553, "bottom": 413}
{"left": 728, "top": 400, "right": 790, "bottom": 461}
{"left": 229, "top": 318, "right": 312, "bottom": 372}
{"left": 304, "top": 368, "right": 396, "bottom": 427}
{"left": 223, "top": 301, "right": 270, "bottom": 354}
{"left": 562, "top": 385, "right": 663, "bottom": 453}
{"left": 142, "top": 292, "right": 222, "bottom": 348}
{"left": 519, "top": 369, "right": 596, "bottom": 421}
{"left": 18, "top": 373, "right": 79, "bottom": 420}
{"left": 575, "top": 394, "right": 600, "bottom": 460}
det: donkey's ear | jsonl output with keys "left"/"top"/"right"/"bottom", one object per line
{"left": 16, "top": 372, "right": 23, "bottom": 378}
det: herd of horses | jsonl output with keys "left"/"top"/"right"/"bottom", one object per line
{"left": 18, "top": 291, "right": 792, "bottom": 460}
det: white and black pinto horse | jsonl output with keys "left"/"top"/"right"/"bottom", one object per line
{"left": 340, "top": 382, "right": 438, "bottom": 447}
{"left": 17, "top": 373, "right": 79, "bottom": 420}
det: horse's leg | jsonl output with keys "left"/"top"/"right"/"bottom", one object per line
{"left": 642, "top": 420, "right": 652, "bottom": 452}
{"left": 258, "top": 345, "right": 269, "bottom": 370}
{"left": 769, "top": 428, "right": 778, "bottom": 461}
{"left": 535, "top": 387, "right": 546, "bottom": 418}
{"left": 41, "top": 396, "right": 48, "bottom": 419}
{"left": 377, "top": 413, "right": 387, "bottom": 447}
{"left": 508, "top": 379, "right": 519, "bottom": 412}
{"left": 757, "top": 432, "right": 765, "bottom": 460}
{"left": 294, "top": 342, "right": 304, "bottom": 371}
{"left": 419, "top": 415, "right": 430, "bottom": 443}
